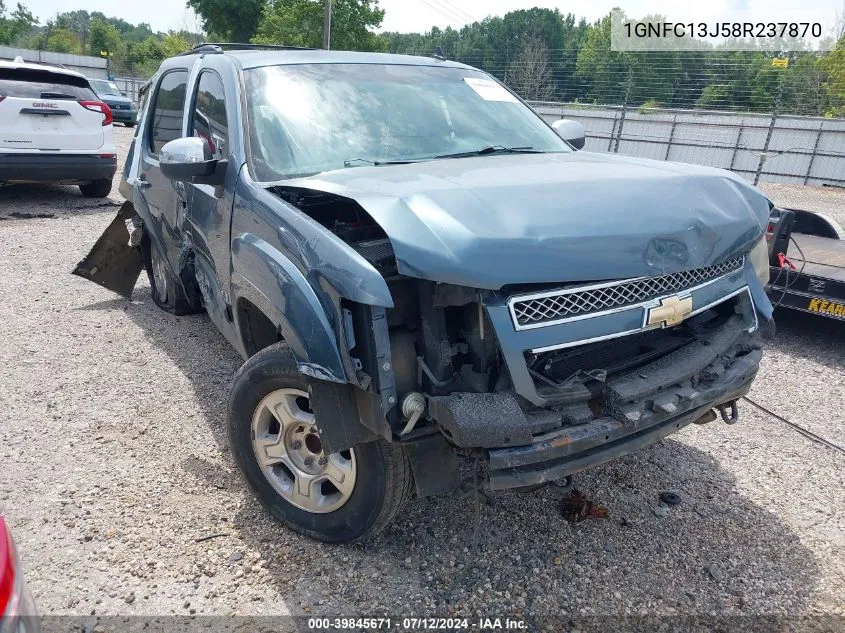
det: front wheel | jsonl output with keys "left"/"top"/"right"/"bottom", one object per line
{"left": 227, "top": 342, "right": 413, "bottom": 543}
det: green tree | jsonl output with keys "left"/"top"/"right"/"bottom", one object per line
{"left": 88, "top": 17, "right": 120, "bottom": 56}
{"left": 187, "top": 0, "right": 266, "bottom": 42}
{"left": 819, "top": 36, "right": 845, "bottom": 116}
{"left": 253, "top": 0, "right": 384, "bottom": 51}
{"left": 575, "top": 14, "right": 630, "bottom": 105}
{"left": 160, "top": 31, "right": 191, "bottom": 57}
{"left": 384, "top": 8, "right": 588, "bottom": 100}
{"left": 328, "top": 0, "right": 385, "bottom": 50}
{"left": 253, "top": 0, "right": 322, "bottom": 47}
{"left": 45, "top": 26, "right": 81, "bottom": 53}
{"left": 0, "top": 0, "right": 38, "bottom": 45}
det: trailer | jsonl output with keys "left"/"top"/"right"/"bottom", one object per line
{"left": 767, "top": 207, "right": 845, "bottom": 321}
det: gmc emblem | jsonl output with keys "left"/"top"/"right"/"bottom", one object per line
{"left": 31, "top": 102, "right": 58, "bottom": 108}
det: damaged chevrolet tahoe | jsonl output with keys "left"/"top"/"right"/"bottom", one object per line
{"left": 75, "top": 45, "right": 775, "bottom": 543}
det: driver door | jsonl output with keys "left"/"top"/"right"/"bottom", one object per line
{"left": 139, "top": 69, "right": 190, "bottom": 259}
{"left": 184, "top": 68, "right": 236, "bottom": 306}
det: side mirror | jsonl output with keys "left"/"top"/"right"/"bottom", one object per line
{"left": 552, "top": 119, "right": 586, "bottom": 150}
{"left": 159, "top": 137, "right": 227, "bottom": 186}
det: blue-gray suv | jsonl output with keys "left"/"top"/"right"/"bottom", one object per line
{"left": 75, "top": 44, "right": 774, "bottom": 543}
{"left": 88, "top": 78, "right": 137, "bottom": 126}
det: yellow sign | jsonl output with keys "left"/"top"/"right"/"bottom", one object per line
{"left": 646, "top": 295, "right": 693, "bottom": 328}
{"left": 807, "top": 298, "right": 845, "bottom": 319}
{"left": 772, "top": 57, "right": 789, "bottom": 68}
{"left": 100, "top": 50, "right": 109, "bottom": 57}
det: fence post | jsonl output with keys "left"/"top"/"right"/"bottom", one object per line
{"left": 728, "top": 120, "right": 743, "bottom": 173}
{"left": 607, "top": 110, "right": 618, "bottom": 152}
{"left": 753, "top": 114, "right": 777, "bottom": 186}
{"left": 753, "top": 60, "right": 785, "bottom": 185}
{"left": 664, "top": 114, "right": 677, "bottom": 161}
{"left": 613, "top": 104, "right": 628, "bottom": 153}
{"left": 613, "top": 73, "right": 633, "bottom": 154}
{"left": 804, "top": 121, "right": 824, "bottom": 185}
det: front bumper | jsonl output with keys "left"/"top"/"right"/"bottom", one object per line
{"left": 111, "top": 109, "right": 137, "bottom": 123}
{"left": 0, "top": 153, "right": 117, "bottom": 184}
{"left": 486, "top": 349, "right": 759, "bottom": 489}
{"left": 426, "top": 266, "right": 767, "bottom": 491}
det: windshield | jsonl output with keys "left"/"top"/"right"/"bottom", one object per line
{"left": 90, "top": 79, "right": 121, "bottom": 96}
{"left": 244, "top": 63, "right": 570, "bottom": 181}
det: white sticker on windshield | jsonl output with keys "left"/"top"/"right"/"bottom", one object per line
{"left": 463, "top": 77, "right": 518, "bottom": 103}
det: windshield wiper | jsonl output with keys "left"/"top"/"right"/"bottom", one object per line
{"left": 343, "top": 146, "right": 540, "bottom": 168}
{"left": 431, "top": 145, "right": 542, "bottom": 160}
{"left": 343, "top": 158, "right": 417, "bottom": 167}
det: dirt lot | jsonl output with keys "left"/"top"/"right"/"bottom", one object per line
{"left": 1, "top": 126, "right": 845, "bottom": 622}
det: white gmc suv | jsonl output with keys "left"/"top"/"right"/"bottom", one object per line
{"left": 0, "top": 57, "right": 117, "bottom": 197}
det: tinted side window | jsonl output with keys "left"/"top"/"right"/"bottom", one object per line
{"left": 149, "top": 70, "right": 188, "bottom": 155}
{"left": 192, "top": 72, "right": 228, "bottom": 159}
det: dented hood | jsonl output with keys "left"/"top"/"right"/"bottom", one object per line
{"left": 282, "top": 152, "right": 770, "bottom": 289}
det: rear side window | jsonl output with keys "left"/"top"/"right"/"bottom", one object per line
{"left": 149, "top": 70, "right": 188, "bottom": 155}
{"left": 191, "top": 71, "right": 228, "bottom": 159}
{"left": 0, "top": 68, "right": 96, "bottom": 100}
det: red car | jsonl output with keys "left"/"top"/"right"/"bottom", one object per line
{"left": 0, "top": 517, "right": 39, "bottom": 633}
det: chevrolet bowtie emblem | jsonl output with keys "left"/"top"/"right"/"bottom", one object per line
{"left": 646, "top": 295, "right": 693, "bottom": 328}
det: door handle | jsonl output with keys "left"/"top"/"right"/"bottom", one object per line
{"left": 136, "top": 177, "right": 152, "bottom": 189}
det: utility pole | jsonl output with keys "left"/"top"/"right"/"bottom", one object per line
{"left": 323, "top": 0, "right": 332, "bottom": 50}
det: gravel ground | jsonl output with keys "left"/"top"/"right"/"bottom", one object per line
{"left": 760, "top": 183, "right": 845, "bottom": 229}
{"left": 1, "top": 127, "right": 844, "bottom": 622}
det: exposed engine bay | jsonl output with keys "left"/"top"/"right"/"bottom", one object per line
{"left": 269, "top": 185, "right": 762, "bottom": 464}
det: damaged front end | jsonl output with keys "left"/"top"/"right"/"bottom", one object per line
{"left": 398, "top": 271, "right": 761, "bottom": 492}
{"left": 267, "top": 183, "right": 770, "bottom": 496}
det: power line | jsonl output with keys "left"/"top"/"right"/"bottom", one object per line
{"left": 415, "top": 0, "right": 471, "bottom": 26}
{"left": 430, "top": 0, "right": 477, "bottom": 23}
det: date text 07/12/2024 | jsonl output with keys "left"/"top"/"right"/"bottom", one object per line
{"left": 307, "top": 617, "right": 527, "bottom": 630}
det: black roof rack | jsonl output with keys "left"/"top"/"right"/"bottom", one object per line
{"left": 177, "top": 43, "right": 316, "bottom": 56}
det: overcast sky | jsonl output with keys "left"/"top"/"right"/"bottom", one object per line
{"left": 19, "top": 0, "right": 843, "bottom": 35}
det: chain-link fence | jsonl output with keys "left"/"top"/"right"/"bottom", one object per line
{"left": 460, "top": 48, "right": 845, "bottom": 187}
{"left": 112, "top": 76, "right": 148, "bottom": 102}
{"left": 437, "top": 49, "right": 845, "bottom": 118}
{"left": 531, "top": 102, "right": 845, "bottom": 187}
{"left": 110, "top": 47, "right": 845, "bottom": 187}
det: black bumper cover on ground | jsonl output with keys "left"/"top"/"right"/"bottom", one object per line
{"left": 0, "top": 153, "right": 117, "bottom": 183}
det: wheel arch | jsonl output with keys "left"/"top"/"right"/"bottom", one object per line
{"left": 231, "top": 233, "right": 347, "bottom": 383}
{"left": 235, "top": 296, "right": 283, "bottom": 358}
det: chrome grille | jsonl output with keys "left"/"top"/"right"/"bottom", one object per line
{"left": 510, "top": 257, "right": 743, "bottom": 328}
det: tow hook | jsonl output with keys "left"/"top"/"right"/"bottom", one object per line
{"left": 716, "top": 400, "right": 740, "bottom": 424}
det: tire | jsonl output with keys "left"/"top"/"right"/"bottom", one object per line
{"left": 79, "top": 178, "right": 112, "bottom": 198}
{"left": 141, "top": 236, "right": 200, "bottom": 315}
{"left": 227, "top": 342, "right": 413, "bottom": 543}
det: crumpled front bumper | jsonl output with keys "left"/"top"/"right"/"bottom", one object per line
{"left": 486, "top": 346, "right": 759, "bottom": 490}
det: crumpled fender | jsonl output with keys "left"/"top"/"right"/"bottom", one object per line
{"left": 231, "top": 233, "right": 346, "bottom": 383}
